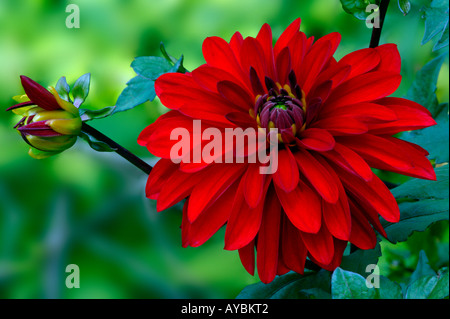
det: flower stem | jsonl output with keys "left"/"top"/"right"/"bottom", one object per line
{"left": 81, "top": 122, "right": 152, "bottom": 175}
{"left": 369, "top": 0, "right": 390, "bottom": 48}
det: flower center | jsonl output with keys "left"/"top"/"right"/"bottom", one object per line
{"left": 252, "top": 71, "right": 307, "bottom": 143}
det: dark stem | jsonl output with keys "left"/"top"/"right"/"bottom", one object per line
{"left": 369, "top": 0, "right": 390, "bottom": 48}
{"left": 81, "top": 122, "right": 152, "bottom": 175}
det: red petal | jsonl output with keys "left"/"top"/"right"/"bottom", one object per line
{"left": 324, "top": 71, "right": 402, "bottom": 109}
{"left": 224, "top": 176, "right": 271, "bottom": 250}
{"left": 275, "top": 47, "right": 292, "bottom": 85}
{"left": 311, "top": 63, "right": 351, "bottom": 92}
{"left": 256, "top": 23, "right": 276, "bottom": 80}
{"left": 155, "top": 73, "right": 203, "bottom": 110}
{"left": 187, "top": 164, "right": 247, "bottom": 222}
{"left": 349, "top": 195, "right": 387, "bottom": 238}
{"left": 309, "top": 238, "right": 347, "bottom": 271}
{"left": 293, "top": 149, "right": 339, "bottom": 203}
{"left": 192, "top": 65, "right": 243, "bottom": 93}
{"left": 281, "top": 215, "right": 307, "bottom": 274}
{"left": 296, "top": 128, "right": 336, "bottom": 151}
{"left": 20, "top": 76, "right": 60, "bottom": 111}
{"left": 274, "top": 18, "right": 301, "bottom": 57}
{"left": 185, "top": 180, "right": 239, "bottom": 247}
{"left": 299, "top": 32, "right": 341, "bottom": 94}
{"left": 337, "top": 48, "right": 381, "bottom": 80}
{"left": 338, "top": 134, "right": 436, "bottom": 180}
{"left": 225, "top": 112, "right": 257, "bottom": 128}
{"left": 348, "top": 200, "right": 378, "bottom": 250}
{"left": 288, "top": 32, "right": 308, "bottom": 81}
{"left": 333, "top": 164, "right": 400, "bottom": 223}
{"left": 300, "top": 223, "right": 334, "bottom": 266}
{"left": 312, "top": 117, "right": 368, "bottom": 136}
{"left": 181, "top": 200, "right": 191, "bottom": 248}
{"left": 137, "top": 110, "right": 180, "bottom": 146}
{"left": 319, "top": 102, "right": 397, "bottom": 124}
{"left": 229, "top": 32, "right": 244, "bottom": 60}
{"left": 275, "top": 179, "right": 322, "bottom": 233}
{"left": 157, "top": 168, "right": 210, "bottom": 211}
{"left": 273, "top": 148, "right": 299, "bottom": 193}
{"left": 145, "top": 159, "right": 178, "bottom": 200}
{"left": 240, "top": 37, "right": 269, "bottom": 88}
{"left": 307, "top": 80, "right": 332, "bottom": 105}
{"left": 368, "top": 97, "right": 436, "bottom": 135}
{"left": 217, "top": 80, "right": 254, "bottom": 111}
{"left": 238, "top": 240, "right": 256, "bottom": 276}
{"left": 313, "top": 155, "right": 351, "bottom": 240}
{"left": 203, "top": 36, "right": 249, "bottom": 87}
{"left": 320, "top": 143, "right": 373, "bottom": 182}
{"left": 256, "top": 186, "right": 282, "bottom": 284}
{"left": 374, "top": 44, "right": 401, "bottom": 73}
{"left": 243, "top": 163, "right": 266, "bottom": 208}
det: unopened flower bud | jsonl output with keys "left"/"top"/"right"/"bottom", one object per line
{"left": 7, "top": 76, "right": 82, "bottom": 159}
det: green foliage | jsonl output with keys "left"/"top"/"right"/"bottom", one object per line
{"left": 55, "top": 73, "right": 91, "bottom": 108}
{"left": 340, "top": 0, "right": 381, "bottom": 20}
{"left": 421, "top": 0, "right": 449, "bottom": 51}
{"left": 405, "top": 251, "right": 449, "bottom": 298}
{"left": 236, "top": 270, "right": 332, "bottom": 299}
{"left": 238, "top": 251, "right": 448, "bottom": 299}
{"left": 331, "top": 268, "right": 377, "bottom": 299}
{"left": 55, "top": 76, "right": 71, "bottom": 102}
{"left": 405, "top": 54, "right": 447, "bottom": 117}
{"left": 113, "top": 44, "right": 186, "bottom": 115}
{"left": 340, "top": 242, "right": 382, "bottom": 276}
{"left": 381, "top": 166, "right": 449, "bottom": 243}
{"left": 403, "top": 54, "right": 449, "bottom": 164}
{"left": 71, "top": 73, "right": 91, "bottom": 108}
{"left": 79, "top": 132, "right": 117, "bottom": 153}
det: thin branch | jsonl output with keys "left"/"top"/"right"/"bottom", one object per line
{"left": 81, "top": 122, "right": 152, "bottom": 175}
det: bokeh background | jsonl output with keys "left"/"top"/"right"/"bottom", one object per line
{"left": 0, "top": 0, "right": 448, "bottom": 298}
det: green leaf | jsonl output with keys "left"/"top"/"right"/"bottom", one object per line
{"left": 131, "top": 56, "right": 174, "bottom": 80}
{"left": 421, "top": 0, "right": 449, "bottom": 51}
{"left": 376, "top": 276, "right": 403, "bottom": 299}
{"left": 331, "top": 267, "right": 377, "bottom": 299}
{"left": 381, "top": 166, "right": 449, "bottom": 243}
{"left": 71, "top": 73, "right": 91, "bottom": 108}
{"left": 79, "top": 106, "right": 116, "bottom": 122}
{"left": 55, "top": 76, "right": 71, "bottom": 102}
{"left": 236, "top": 270, "right": 331, "bottom": 299}
{"left": 113, "top": 75, "right": 156, "bottom": 114}
{"left": 409, "top": 251, "right": 437, "bottom": 285}
{"left": 339, "top": 0, "right": 380, "bottom": 20}
{"left": 79, "top": 132, "right": 116, "bottom": 152}
{"left": 434, "top": 20, "right": 449, "bottom": 51}
{"left": 340, "top": 242, "right": 382, "bottom": 277}
{"left": 405, "top": 54, "right": 446, "bottom": 117}
{"left": 405, "top": 267, "right": 449, "bottom": 299}
{"left": 112, "top": 49, "right": 185, "bottom": 115}
{"left": 398, "top": 0, "right": 411, "bottom": 15}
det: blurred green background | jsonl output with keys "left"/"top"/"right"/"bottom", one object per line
{"left": 0, "top": 0, "right": 448, "bottom": 298}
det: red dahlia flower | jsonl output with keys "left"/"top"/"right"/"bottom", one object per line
{"left": 138, "top": 19, "right": 436, "bottom": 283}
